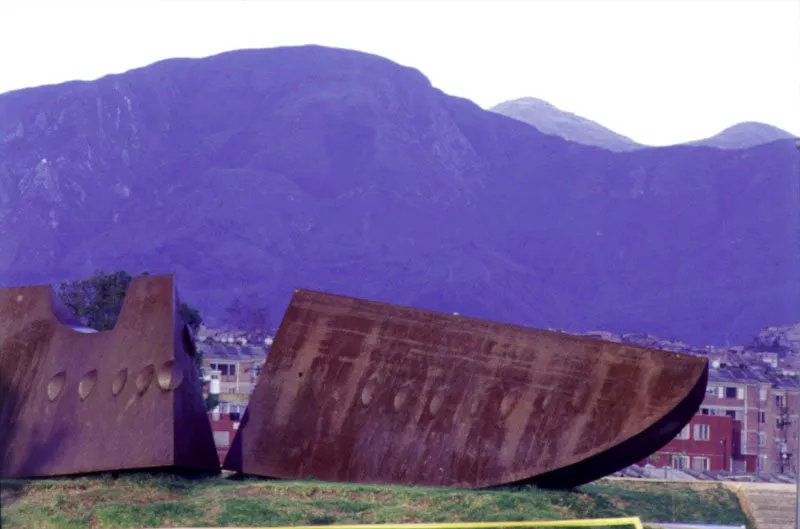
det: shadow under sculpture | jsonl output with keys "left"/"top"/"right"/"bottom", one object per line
{"left": 0, "top": 274, "right": 220, "bottom": 478}
{"left": 224, "top": 289, "right": 708, "bottom": 489}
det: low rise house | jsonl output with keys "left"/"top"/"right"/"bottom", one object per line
{"left": 198, "top": 341, "right": 268, "bottom": 401}
{"left": 196, "top": 325, "right": 274, "bottom": 347}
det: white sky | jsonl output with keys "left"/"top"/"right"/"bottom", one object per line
{"left": 1, "top": 0, "right": 798, "bottom": 146}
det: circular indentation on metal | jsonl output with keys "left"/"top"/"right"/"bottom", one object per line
{"left": 112, "top": 368, "right": 128, "bottom": 396}
{"left": 429, "top": 391, "right": 445, "bottom": 415}
{"left": 157, "top": 360, "right": 184, "bottom": 391}
{"left": 78, "top": 369, "right": 98, "bottom": 401}
{"left": 47, "top": 371, "right": 66, "bottom": 401}
{"left": 500, "top": 389, "right": 520, "bottom": 418}
{"left": 298, "top": 371, "right": 304, "bottom": 378}
{"left": 361, "top": 379, "right": 377, "bottom": 407}
{"left": 135, "top": 364, "right": 155, "bottom": 394}
{"left": 394, "top": 386, "right": 410, "bottom": 411}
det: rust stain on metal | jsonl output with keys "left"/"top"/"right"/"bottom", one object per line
{"left": 224, "top": 289, "right": 708, "bottom": 489}
{"left": 0, "top": 274, "right": 220, "bottom": 478}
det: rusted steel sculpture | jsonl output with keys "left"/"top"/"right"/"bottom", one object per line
{"left": 0, "top": 274, "right": 220, "bottom": 478}
{"left": 225, "top": 289, "right": 708, "bottom": 489}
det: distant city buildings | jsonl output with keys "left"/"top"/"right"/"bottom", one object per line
{"left": 625, "top": 321, "right": 800, "bottom": 480}
{"left": 642, "top": 369, "right": 799, "bottom": 475}
{"left": 197, "top": 325, "right": 271, "bottom": 463}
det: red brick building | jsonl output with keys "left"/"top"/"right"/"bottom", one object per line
{"left": 640, "top": 415, "right": 756, "bottom": 472}
{"left": 701, "top": 368, "right": 799, "bottom": 474}
{"left": 639, "top": 367, "right": 799, "bottom": 475}
{"left": 208, "top": 411, "right": 243, "bottom": 464}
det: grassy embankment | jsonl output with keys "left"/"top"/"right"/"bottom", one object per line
{"left": 0, "top": 474, "right": 752, "bottom": 529}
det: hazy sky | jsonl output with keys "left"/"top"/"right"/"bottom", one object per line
{"left": 1, "top": 0, "right": 798, "bottom": 146}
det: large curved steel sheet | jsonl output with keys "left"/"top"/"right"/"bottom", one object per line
{"left": 0, "top": 274, "right": 220, "bottom": 478}
{"left": 224, "top": 289, "right": 708, "bottom": 489}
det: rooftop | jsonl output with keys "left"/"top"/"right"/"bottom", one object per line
{"left": 708, "top": 365, "right": 800, "bottom": 389}
{"left": 197, "top": 341, "right": 269, "bottom": 362}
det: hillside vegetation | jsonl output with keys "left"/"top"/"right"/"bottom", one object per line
{"left": 0, "top": 474, "right": 751, "bottom": 529}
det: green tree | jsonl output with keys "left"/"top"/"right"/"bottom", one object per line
{"left": 180, "top": 302, "right": 203, "bottom": 332}
{"left": 58, "top": 270, "right": 133, "bottom": 331}
{"left": 58, "top": 270, "right": 204, "bottom": 369}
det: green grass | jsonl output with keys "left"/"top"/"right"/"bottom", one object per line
{"left": 0, "top": 474, "right": 751, "bottom": 529}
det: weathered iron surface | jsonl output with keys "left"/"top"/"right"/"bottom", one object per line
{"left": 224, "top": 289, "right": 708, "bottom": 489}
{"left": 0, "top": 274, "right": 220, "bottom": 478}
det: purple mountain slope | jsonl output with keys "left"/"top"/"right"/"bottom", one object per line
{"left": 0, "top": 45, "right": 798, "bottom": 345}
{"left": 687, "top": 121, "right": 795, "bottom": 149}
{"left": 490, "top": 97, "right": 643, "bottom": 152}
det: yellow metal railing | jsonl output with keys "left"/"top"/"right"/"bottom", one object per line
{"left": 150, "top": 517, "right": 645, "bottom": 529}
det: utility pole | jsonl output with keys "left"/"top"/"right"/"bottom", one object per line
{"left": 786, "top": 394, "right": 800, "bottom": 529}
{"left": 795, "top": 139, "right": 800, "bottom": 529}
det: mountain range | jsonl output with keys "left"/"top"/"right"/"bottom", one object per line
{"left": 686, "top": 122, "right": 796, "bottom": 149}
{"left": 489, "top": 98, "right": 642, "bottom": 152}
{"left": 1, "top": 45, "right": 798, "bottom": 345}
{"left": 490, "top": 97, "right": 794, "bottom": 151}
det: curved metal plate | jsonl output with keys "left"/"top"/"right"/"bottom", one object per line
{"left": 224, "top": 289, "right": 708, "bottom": 489}
{"left": 0, "top": 274, "right": 220, "bottom": 478}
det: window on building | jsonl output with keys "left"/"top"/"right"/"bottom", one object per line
{"left": 759, "top": 387, "right": 767, "bottom": 401}
{"left": 758, "top": 411, "right": 766, "bottom": 424}
{"left": 672, "top": 455, "right": 690, "bottom": 469}
{"left": 675, "top": 426, "right": 690, "bottom": 440}
{"left": 692, "top": 457, "right": 710, "bottom": 471}
{"left": 694, "top": 424, "right": 710, "bottom": 441}
{"left": 776, "top": 395, "right": 787, "bottom": 408}
{"left": 725, "top": 410, "right": 736, "bottom": 419}
{"left": 758, "top": 454, "right": 769, "bottom": 471}
{"left": 213, "top": 431, "right": 230, "bottom": 448}
{"left": 700, "top": 408, "right": 709, "bottom": 415}
{"left": 758, "top": 432, "right": 766, "bottom": 447}
{"left": 725, "top": 387, "right": 737, "bottom": 399}
{"left": 209, "top": 362, "right": 237, "bottom": 376}
{"left": 706, "top": 386, "right": 717, "bottom": 396}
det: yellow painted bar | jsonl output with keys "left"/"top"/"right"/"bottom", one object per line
{"left": 147, "top": 516, "right": 644, "bottom": 529}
